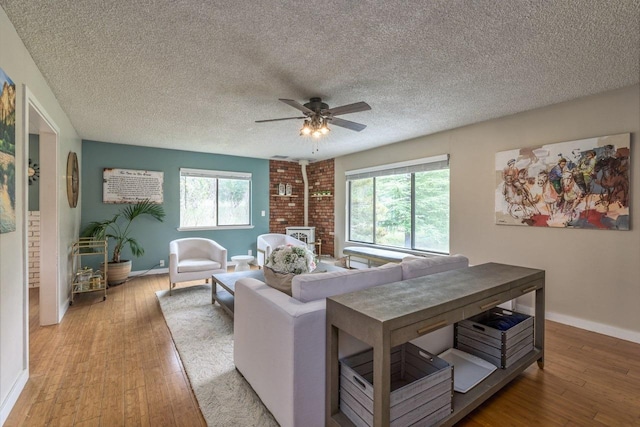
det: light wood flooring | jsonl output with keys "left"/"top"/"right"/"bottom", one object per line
{"left": 6, "top": 273, "right": 640, "bottom": 426}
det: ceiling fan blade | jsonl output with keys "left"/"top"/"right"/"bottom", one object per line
{"left": 255, "top": 116, "right": 306, "bottom": 123}
{"left": 328, "top": 117, "right": 367, "bottom": 132}
{"left": 279, "top": 99, "right": 314, "bottom": 114}
{"left": 323, "top": 101, "right": 371, "bottom": 116}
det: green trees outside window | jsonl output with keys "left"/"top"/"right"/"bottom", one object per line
{"left": 349, "top": 177, "right": 374, "bottom": 242}
{"left": 180, "top": 168, "right": 251, "bottom": 228}
{"left": 414, "top": 169, "right": 450, "bottom": 253}
{"left": 348, "top": 160, "right": 449, "bottom": 254}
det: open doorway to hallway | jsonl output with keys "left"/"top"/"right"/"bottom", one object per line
{"left": 25, "top": 94, "right": 59, "bottom": 327}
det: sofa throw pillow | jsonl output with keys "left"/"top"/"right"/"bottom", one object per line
{"left": 263, "top": 266, "right": 295, "bottom": 296}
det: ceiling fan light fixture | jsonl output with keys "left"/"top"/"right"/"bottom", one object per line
{"left": 300, "top": 121, "right": 312, "bottom": 136}
{"left": 300, "top": 115, "right": 331, "bottom": 138}
{"left": 320, "top": 119, "right": 330, "bottom": 134}
{"left": 258, "top": 97, "right": 370, "bottom": 141}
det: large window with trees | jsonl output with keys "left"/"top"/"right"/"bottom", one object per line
{"left": 179, "top": 168, "right": 252, "bottom": 229}
{"left": 347, "top": 155, "right": 449, "bottom": 253}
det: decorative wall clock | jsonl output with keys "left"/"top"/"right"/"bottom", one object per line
{"left": 66, "top": 151, "right": 79, "bottom": 207}
{"left": 28, "top": 158, "right": 40, "bottom": 185}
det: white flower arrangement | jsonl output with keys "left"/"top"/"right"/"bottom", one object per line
{"left": 265, "top": 244, "right": 316, "bottom": 275}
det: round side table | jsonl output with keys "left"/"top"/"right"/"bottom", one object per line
{"left": 231, "top": 255, "right": 254, "bottom": 271}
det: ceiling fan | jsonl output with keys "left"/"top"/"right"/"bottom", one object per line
{"left": 256, "top": 97, "right": 371, "bottom": 137}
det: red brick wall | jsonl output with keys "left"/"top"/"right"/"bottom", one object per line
{"left": 269, "top": 159, "right": 335, "bottom": 256}
{"left": 269, "top": 160, "right": 304, "bottom": 233}
{"left": 308, "top": 159, "right": 335, "bottom": 256}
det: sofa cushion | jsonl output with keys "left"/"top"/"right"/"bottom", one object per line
{"left": 291, "top": 264, "right": 403, "bottom": 303}
{"left": 400, "top": 254, "right": 469, "bottom": 280}
{"left": 177, "top": 258, "right": 221, "bottom": 273}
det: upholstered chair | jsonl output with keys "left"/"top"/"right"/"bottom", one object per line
{"left": 256, "top": 233, "right": 308, "bottom": 267}
{"left": 169, "top": 238, "right": 227, "bottom": 295}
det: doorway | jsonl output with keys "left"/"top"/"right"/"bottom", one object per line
{"left": 24, "top": 88, "right": 59, "bottom": 326}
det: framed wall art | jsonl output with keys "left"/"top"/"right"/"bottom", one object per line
{"left": 495, "top": 133, "right": 630, "bottom": 230}
{"left": 103, "top": 168, "right": 164, "bottom": 203}
{"left": 0, "top": 67, "right": 16, "bottom": 234}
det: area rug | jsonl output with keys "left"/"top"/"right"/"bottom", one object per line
{"left": 156, "top": 285, "right": 278, "bottom": 426}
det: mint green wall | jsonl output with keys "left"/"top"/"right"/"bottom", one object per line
{"left": 81, "top": 140, "right": 270, "bottom": 272}
{"left": 28, "top": 134, "right": 39, "bottom": 211}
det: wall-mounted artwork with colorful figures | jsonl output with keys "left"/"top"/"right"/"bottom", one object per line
{"left": 495, "top": 133, "right": 630, "bottom": 230}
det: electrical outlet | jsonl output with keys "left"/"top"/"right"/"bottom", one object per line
{"left": 248, "top": 249, "right": 252, "bottom": 256}
{"left": 159, "top": 259, "right": 165, "bottom": 267}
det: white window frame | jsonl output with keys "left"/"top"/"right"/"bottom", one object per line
{"left": 345, "top": 154, "right": 450, "bottom": 254}
{"left": 178, "top": 168, "right": 254, "bottom": 231}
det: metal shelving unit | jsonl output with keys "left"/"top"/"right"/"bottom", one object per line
{"left": 70, "top": 238, "right": 108, "bottom": 305}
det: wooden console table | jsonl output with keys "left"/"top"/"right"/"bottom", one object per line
{"left": 326, "top": 262, "right": 545, "bottom": 427}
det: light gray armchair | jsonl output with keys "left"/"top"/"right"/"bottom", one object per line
{"left": 169, "top": 238, "right": 227, "bottom": 295}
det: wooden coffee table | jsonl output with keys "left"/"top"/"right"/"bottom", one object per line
{"left": 212, "top": 263, "right": 344, "bottom": 319}
{"left": 211, "top": 269, "right": 263, "bottom": 318}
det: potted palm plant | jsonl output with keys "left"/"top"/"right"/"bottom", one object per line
{"left": 82, "top": 200, "right": 165, "bottom": 285}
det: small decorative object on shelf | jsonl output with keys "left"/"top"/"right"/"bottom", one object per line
{"left": 285, "top": 183, "right": 292, "bottom": 195}
{"left": 278, "top": 183, "right": 286, "bottom": 195}
{"left": 312, "top": 190, "right": 332, "bottom": 198}
{"left": 90, "top": 271, "right": 103, "bottom": 289}
{"left": 75, "top": 267, "right": 93, "bottom": 283}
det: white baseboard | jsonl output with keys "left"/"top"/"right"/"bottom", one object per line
{"left": 515, "top": 304, "right": 640, "bottom": 344}
{"left": 130, "top": 267, "right": 168, "bottom": 276}
{"left": 1, "top": 368, "right": 28, "bottom": 425}
{"left": 59, "top": 298, "right": 69, "bottom": 321}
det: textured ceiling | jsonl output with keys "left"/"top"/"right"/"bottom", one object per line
{"left": 2, "top": 0, "right": 639, "bottom": 161}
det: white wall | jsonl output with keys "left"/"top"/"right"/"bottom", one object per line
{"left": 0, "top": 6, "right": 81, "bottom": 423}
{"left": 335, "top": 85, "right": 640, "bottom": 343}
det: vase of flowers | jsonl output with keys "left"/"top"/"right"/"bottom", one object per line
{"left": 263, "top": 244, "right": 316, "bottom": 295}
{"left": 266, "top": 244, "right": 316, "bottom": 274}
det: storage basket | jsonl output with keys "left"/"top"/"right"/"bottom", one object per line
{"left": 339, "top": 342, "right": 452, "bottom": 427}
{"left": 455, "top": 307, "right": 534, "bottom": 369}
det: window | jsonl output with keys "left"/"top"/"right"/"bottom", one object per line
{"left": 179, "top": 168, "right": 252, "bottom": 229}
{"left": 347, "top": 155, "right": 449, "bottom": 253}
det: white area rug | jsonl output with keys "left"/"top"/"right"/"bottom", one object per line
{"left": 156, "top": 285, "right": 278, "bottom": 426}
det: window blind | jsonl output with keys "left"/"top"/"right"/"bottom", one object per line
{"left": 345, "top": 154, "right": 449, "bottom": 180}
{"left": 180, "top": 168, "right": 251, "bottom": 180}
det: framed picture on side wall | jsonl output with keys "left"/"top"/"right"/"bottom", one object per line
{"left": 0, "top": 67, "right": 16, "bottom": 234}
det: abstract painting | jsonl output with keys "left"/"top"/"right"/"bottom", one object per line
{"left": 0, "top": 67, "right": 16, "bottom": 234}
{"left": 495, "top": 133, "right": 630, "bottom": 230}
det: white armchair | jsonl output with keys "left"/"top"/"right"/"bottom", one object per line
{"left": 256, "top": 233, "right": 307, "bottom": 267}
{"left": 169, "top": 238, "right": 227, "bottom": 295}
